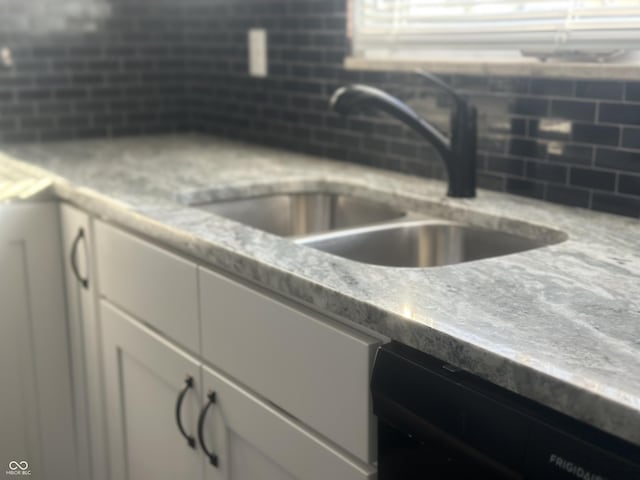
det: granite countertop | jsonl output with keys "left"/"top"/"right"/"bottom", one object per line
{"left": 1, "top": 134, "right": 639, "bottom": 447}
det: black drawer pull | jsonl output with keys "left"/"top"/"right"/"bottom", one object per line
{"left": 70, "top": 228, "right": 89, "bottom": 289}
{"left": 197, "top": 390, "right": 219, "bottom": 467}
{"left": 175, "top": 376, "right": 196, "bottom": 449}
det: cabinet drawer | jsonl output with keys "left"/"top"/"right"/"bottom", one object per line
{"left": 199, "top": 267, "right": 378, "bottom": 463}
{"left": 202, "top": 364, "right": 376, "bottom": 480}
{"left": 95, "top": 221, "right": 199, "bottom": 351}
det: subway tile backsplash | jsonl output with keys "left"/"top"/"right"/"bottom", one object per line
{"left": 0, "top": 0, "right": 639, "bottom": 218}
{"left": 0, "top": 0, "right": 189, "bottom": 142}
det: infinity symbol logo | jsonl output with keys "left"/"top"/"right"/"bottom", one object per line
{"left": 8, "top": 461, "right": 28, "bottom": 471}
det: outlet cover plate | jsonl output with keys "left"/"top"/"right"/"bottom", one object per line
{"left": 248, "top": 29, "right": 267, "bottom": 77}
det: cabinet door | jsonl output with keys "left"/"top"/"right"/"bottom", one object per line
{"left": 101, "top": 301, "right": 203, "bottom": 480}
{"left": 60, "top": 204, "right": 107, "bottom": 480}
{"left": 0, "top": 203, "right": 77, "bottom": 479}
{"left": 200, "top": 365, "right": 376, "bottom": 480}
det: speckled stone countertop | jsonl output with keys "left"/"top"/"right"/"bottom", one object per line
{"left": 1, "top": 134, "right": 639, "bottom": 447}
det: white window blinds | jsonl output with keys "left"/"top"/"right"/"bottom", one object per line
{"left": 352, "top": 0, "right": 640, "bottom": 55}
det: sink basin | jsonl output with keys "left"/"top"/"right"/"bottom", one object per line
{"left": 193, "top": 193, "right": 406, "bottom": 237}
{"left": 189, "top": 187, "right": 564, "bottom": 268}
{"left": 297, "top": 220, "right": 551, "bottom": 268}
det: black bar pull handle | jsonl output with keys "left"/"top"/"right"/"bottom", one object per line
{"left": 197, "top": 390, "right": 219, "bottom": 467}
{"left": 70, "top": 228, "right": 89, "bottom": 289}
{"left": 175, "top": 376, "right": 196, "bottom": 449}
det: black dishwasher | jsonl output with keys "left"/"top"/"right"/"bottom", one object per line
{"left": 372, "top": 342, "right": 640, "bottom": 480}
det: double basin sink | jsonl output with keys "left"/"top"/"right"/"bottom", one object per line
{"left": 191, "top": 191, "right": 564, "bottom": 268}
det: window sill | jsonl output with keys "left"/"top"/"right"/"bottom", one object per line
{"left": 344, "top": 56, "right": 640, "bottom": 80}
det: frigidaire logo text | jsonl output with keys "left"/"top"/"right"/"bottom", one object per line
{"left": 5, "top": 461, "right": 31, "bottom": 476}
{"left": 549, "top": 454, "right": 607, "bottom": 480}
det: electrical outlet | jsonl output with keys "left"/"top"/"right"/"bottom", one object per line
{"left": 1, "top": 47, "right": 13, "bottom": 68}
{"left": 248, "top": 29, "right": 267, "bottom": 78}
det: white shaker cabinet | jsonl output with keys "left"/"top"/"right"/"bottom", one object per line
{"left": 59, "top": 204, "right": 108, "bottom": 480}
{"left": 99, "top": 277, "right": 375, "bottom": 480}
{"left": 0, "top": 203, "right": 77, "bottom": 480}
{"left": 90, "top": 221, "right": 378, "bottom": 480}
{"left": 101, "top": 301, "right": 203, "bottom": 480}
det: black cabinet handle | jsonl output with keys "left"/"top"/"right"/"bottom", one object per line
{"left": 175, "top": 376, "right": 196, "bottom": 449}
{"left": 70, "top": 228, "right": 89, "bottom": 289}
{"left": 197, "top": 390, "right": 219, "bottom": 467}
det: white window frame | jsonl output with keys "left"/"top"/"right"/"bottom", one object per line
{"left": 346, "top": 0, "right": 640, "bottom": 79}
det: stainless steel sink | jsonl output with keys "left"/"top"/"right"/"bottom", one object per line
{"left": 190, "top": 188, "right": 564, "bottom": 268}
{"left": 296, "top": 220, "right": 551, "bottom": 268}
{"left": 193, "top": 193, "right": 407, "bottom": 237}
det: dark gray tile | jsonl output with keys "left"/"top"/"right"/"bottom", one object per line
{"left": 575, "top": 81, "right": 624, "bottom": 100}
{"left": 510, "top": 97, "right": 549, "bottom": 116}
{"left": 487, "top": 156, "right": 524, "bottom": 176}
{"left": 572, "top": 124, "right": 619, "bottom": 146}
{"left": 621, "top": 128, "right": 640, "bottom": 150}
{"left": 451, "top": 75, "right": 489, "bottom": 92}
{"left": 510, "top": 118, "right": 527, "bottom": 135}
{"left": 546, "top": 185, "right": 590, "bottom": 208}
{"left": 478, "top": 136, "right": 508, "bottom": 154}
{"left": 477, "top": 172, "right": 505, "bottom": 191}
{"left": 592, "top": 193, "right": 640, "bottom": 217}
{"left": 599, "top": 103, "right": 640, "bottom": 126}
{"left": 509, "top": 138, "right": 546, "bottom": 159}
{"left": 625, "top": 82, "right": 640, "bottom": 102}
{"left": 618, "top": 174, "right": 640, "bottom": 196}
{"left": 551, "top": 100, "right": 595, "bottom": 122}
{"left": 389, "top": 140, "right": 418, "bottom": 158}
{"left": 530, "top": 78, "right": 573, "bottom": 97}
{"left": 526, "top": 161, "right": 567, "bottom": 183}
{"left": 570, "top": 167, "right": 616, "bottom": 191}
{"left": 547, "top": 144, "right": 593, "bottom": 166}
{"left": 505, "top": 178, "right": 545, "bottom": 199}
{"left": 596, "top": 148, "right": 640, "bottom": 173}
{"left": 488, "top": 77, "right": 529, "bottom": 94}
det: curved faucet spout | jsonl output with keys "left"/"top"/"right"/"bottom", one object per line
{"left": 330, "top": 85, "right": 451, "bottom": 160}
{"left": 329, "top": 80, "right": 477, "bottom": 198}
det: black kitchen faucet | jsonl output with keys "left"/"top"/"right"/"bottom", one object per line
{"left": 329, "top": 72, "right": 477, "bottom": 198}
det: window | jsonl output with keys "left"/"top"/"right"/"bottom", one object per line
{"left": 351, "top": 0, "right": 640, "bottom": 62}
